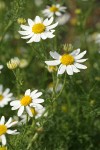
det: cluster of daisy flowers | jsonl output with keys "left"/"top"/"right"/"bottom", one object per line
{"left": 0, "top": 2, "right": 88, "bottom": 148}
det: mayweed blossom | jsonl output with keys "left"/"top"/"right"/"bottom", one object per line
{"left": 18, "top": 16, "right": 58, "bottom": 43}
{"left": 42, "top": 4, "right": 67, "bottom": 18}
{"left": 45, "top": 49, "right": 87, "bottom": 75}
{"left": 7, "top": 57, "right": 20, "bottom": 70}
{"left": 0, "top": 85, "right": 13, "bottom": 108}
{"left": 10, "top": 89, "right": 44, "bottom": 117}
{"left": 0, "top": 116, "right": 18, "bottom": 145}
{"left": 56, "top": 13, "right": 70, "bottom": 25}
{"left": 0, "top": 65, "right": 3, "bottom": 74}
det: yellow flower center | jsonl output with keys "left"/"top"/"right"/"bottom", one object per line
{"left": 0, "top": 95, "right": 4, "bottom": 101}
{"left": 60, "top": 54, "right": 74, "bottom": 65}
{"left": 50, "top": 6, "right": 58, "bottom": 12}
{"left": 30, "top": 108, "right": 37, "bottom": 115}
{"left": 0, "top": 125, "right": 7, "bottom": 136}
{"left": 0, "top": 147, "right": 7, "bottom": 150}
{"left": 32, "top": 23, "right": 45, "bottom": 34}
{"left": 20, "top": 96, "right": 32, "bottom": 106}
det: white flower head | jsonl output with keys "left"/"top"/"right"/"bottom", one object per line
{"left": 0, "top": 65, "right": 3, "bottom": 74}
{"left": 56, "top": 13, "right": 70, "bottom": 25}
{"left": 0, "top": 116, "right": 18, "bottom": 146}
{"left": 18, "top": 16, "right": 58, "bottom": 43}
{"left": 10, "top": 89, "right": 44, "bottom": 117}
{"left": 0, "top": 85, "right": 13, "bottom": 108}
{"left": 42, "top": 4, "right": 67, "bottom": 18}
{"left": 45, "top": 49, "right": 87, "bottom": 75}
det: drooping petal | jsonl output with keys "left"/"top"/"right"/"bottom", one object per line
{"left": 72, "top": 65, "right": 80, "bottom": 73}
{"left": 1, "top": 135, "right": 6, "bottom": 145}
{"left": 58, "top": 65, "right": 66, "bottom": 74}
{"left": 26, "top": 106, "right": 33, "bottom": 117}
{"left": 66, "top": 65, "right": 73, "bottom": 75}
{"left": 18, "top": 106, "right": 24, "bottom": 116}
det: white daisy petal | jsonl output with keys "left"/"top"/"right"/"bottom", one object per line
{"left": 50, "top": 51, "right": 61, "bottom": 59}
{"left": 76, "top": 58, "right": 87, "bottom": 63}
{"left": 32, "top": 92, "right": 42, "bottom": 99}
{"left": 28, "top": 19, "right": 34, "bottom": 26}
{"left": 0, "top": 116, "right": 5, "bottom": 124}
{"left": 3, "top": 88, "right": 10, "bottom": 95}
{"left": 72, "top": 65, "right": 80, "bottom": 73}
{"left": 21, "top": 33, "right": 34, "bottom": 39}
{"left": 33, "top": 98, "right": 44, "bottom": 103}
{"left": 25, "top": 89, "right": 31, "bottom": 96}
{"left": 75, "top": 50, "right": 87, "bottom": 60}
{"left": 47, "top": 22, "right": 58, "bottom": 30}
{"left": 18, "top": 30, "right": 31, "bottom": 35}
{"left": 41, "top": 33, "right": 47, "bottom": 40}
{"left": 12, "top": 104, "right": 21, "bottom": 110}
{"left": 58, "top": 65, "right": 66, "bottom": 74}
{"left": 1, "top": 135, "right": 6, "bottom": 145}
{"left": 74, "top": 63, "right": 87, "bottom": 69}
{"left": 43, "top": 17, "right": 53, "bottom": 26}
{"left": 18, "top": 106, "right": 24, "bottom": 116}
{"left": 45, "top": 60, "right": 60, "bottom": 66}
{"left": 27, "top": 34, "right": 41, "bottom": 43}
{"left": 21, "top": 25, "right": 30, "bottom": 30}
{"left": 7, "top": 129, "right": 17, "bottom": 134}
{"left": 10, "top": 100, "right": 20, "bottom": 106}
{"left": 66, "top": 65, "right": 73, "bottom": 75}
{"left": 26, "top": 106, "right": 33, "bottom": 117}
{"left": 70, "top": 48, "right": 80, "bottom": 56}
{"left": 5, "top": 118, "right": 12, "bottom": 126}
{"left": 35, "top": 16, "right": 42, "bottom": 23}
{"left": 7, "top": 121, "right": 18, "bottom": 128}
{"left": 55, "top": 12, "right": 62, "bottom": 16}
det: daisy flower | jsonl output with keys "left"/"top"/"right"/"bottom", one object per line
{"left": 0, "top": 116, "right": 18, "bottom": 146}
{"left": 42, "top": 4, "right": 67, "bottom": 18}
{"left": 0, "top": 65, "right": 3, "bottom": 74}
{"left": 10, "top": 89, "right": 44, "bottom": 117}
{"left": 0, "top": 85, "right": 13, "bottom": 108}
{"left": 18, "top": 16, "right": 58, "bottom": 43}
{"left": 45, "top": 49, "right": 87, "bottom": 75}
